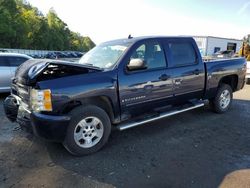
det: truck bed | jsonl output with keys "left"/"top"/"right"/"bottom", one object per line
{"left": 204, "top": 57, "right": 246, "bottom": 98}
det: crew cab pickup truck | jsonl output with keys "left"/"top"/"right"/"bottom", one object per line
{"left": 4, "top": 36, "right": 246, "bottom": 156}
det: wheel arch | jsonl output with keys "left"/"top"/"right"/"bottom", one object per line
{"left": 218, "top": 74, "right": 238, "bottom": 92}
{"left": 61, "top": 96, "right": 117, "bottom": 124}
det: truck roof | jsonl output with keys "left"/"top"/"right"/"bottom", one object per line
{"left": 102, "top": 36, "right": 195, "bottom": 45}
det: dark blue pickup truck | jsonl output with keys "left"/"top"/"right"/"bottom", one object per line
{"left": 4, "top": 36, "right": 246, "bottom": 155}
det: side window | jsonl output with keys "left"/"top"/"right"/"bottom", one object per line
{"left": 168, "top": 42, "right": 196, "bottom": 67}
{"left": 130, "top": 41, "right": 166, "bottom": 70}
{"left": 131, "top": 44, "right": 146, "bottom": 59}
{"left": 8, "top": 57, "right": 28, "bottom": 67}
{"left": 0, "top": 56, "right": 9, "bottom": 66}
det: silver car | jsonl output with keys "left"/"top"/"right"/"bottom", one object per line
{"left": 0, "top": 53, "right": 32, "bottom": 93}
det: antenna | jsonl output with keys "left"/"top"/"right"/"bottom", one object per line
{"left": 128, "top": 34, "right": 133, "bottom": 39}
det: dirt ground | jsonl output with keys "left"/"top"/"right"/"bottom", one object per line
{"left": 0, "top": 85, "right": 250, "bottom": 188}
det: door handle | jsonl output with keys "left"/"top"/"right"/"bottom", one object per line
{"left": 193, "top": 69, "right": 200, "bottom": 75}
{"left": 159, "top": 74, "right": 170, "bottom": 81}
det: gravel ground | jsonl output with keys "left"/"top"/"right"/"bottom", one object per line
{"left": 0, "top": 85, "right": 250, "bottom": 188}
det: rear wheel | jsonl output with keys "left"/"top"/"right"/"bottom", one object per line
{"left": 63, "top": 105, "right": 111, "bottom": 156}
{"left": 210, "top": 84, "right": 233, "bottom": 113}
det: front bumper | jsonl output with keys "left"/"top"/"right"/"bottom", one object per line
{"left": 3, "top": 95, "right": 71, "bottom": 142}
{"left": 30, "top": 113, "right": 70, "bottom": 142}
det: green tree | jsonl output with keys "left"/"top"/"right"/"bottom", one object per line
{"left": 46, "top": 8, "right": 70, "bottom": 50}
{"left": 83, "top": 36, "right": 95, "bottom": 51}
{"left": 0, "top": 0, "right": 27, "bottom": 48}
{"left": 0, "top": 0, "right": 95, "bottom": 51}
{"left": 69, "top": 32, "right": 96, "bottom": 52}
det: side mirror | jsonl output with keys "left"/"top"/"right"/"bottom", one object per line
{"left": 127, "top": 58, "right": 147, "bottom": 71}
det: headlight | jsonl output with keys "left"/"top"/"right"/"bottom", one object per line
{"left": 30, "top": 89, "right": 52, "bottom": 112}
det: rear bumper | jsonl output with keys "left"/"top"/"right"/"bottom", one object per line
{"left": 3, "top": 95, "right": 71, "bottom": 142}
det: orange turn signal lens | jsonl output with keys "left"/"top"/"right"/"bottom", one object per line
{"left": 43, "top": 100, "right": 52, "bottom": 111}
{"left": 43, "top": 89, "right": 51, "bottom": 101}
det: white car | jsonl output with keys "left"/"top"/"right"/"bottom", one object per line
{"left": 247, "top": 61, "right": 250, "bottom": 84}
{"left": 0, "top": 53, "right": 32, "bottom": 93}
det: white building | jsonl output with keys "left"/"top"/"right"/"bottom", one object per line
{"left": 193, "top": 36, "right": 243, "bottom": 56}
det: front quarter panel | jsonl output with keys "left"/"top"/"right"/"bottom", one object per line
{"left": 36, "top": 70, "right": 119, "bottom": 118}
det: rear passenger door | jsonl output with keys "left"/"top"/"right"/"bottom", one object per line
{"left": 164, "top": 39, "right": 205, "bottom": 101}
{"left": 0, "top": 56, "right": 11, "bottom": 90}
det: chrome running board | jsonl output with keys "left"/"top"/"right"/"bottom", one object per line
{"left": 117, "top": 101, "right": 204, "bottom": 131}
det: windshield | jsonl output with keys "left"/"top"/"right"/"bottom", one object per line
{"left": 79, "top": 41, "right": 130, "bottom": 69}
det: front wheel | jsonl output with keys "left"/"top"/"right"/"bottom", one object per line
{"left": 209, "top": 84, "right": 233, "bottom": 113}
{"left": 63, "top": 105, "right": 111, "bottom": 156}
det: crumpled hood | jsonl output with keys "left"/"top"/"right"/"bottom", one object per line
{"left": 14, "top": 59, "right": 102, "bottom": 86}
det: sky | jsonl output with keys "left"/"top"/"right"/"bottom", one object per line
{"left": 27, "top": 0, "right": 250, "bottom": 44}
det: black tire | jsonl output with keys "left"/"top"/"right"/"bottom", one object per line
{"left": 209, "top": 84, "right": 233, "bottom": 114}
{"left": 63, "top": 105, "right": 111, "bottom": 156}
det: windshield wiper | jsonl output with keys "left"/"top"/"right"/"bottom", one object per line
{"left": 80, "top": 63, "right": 104, "bottom": 70}
{"left": 84, "top": 63, "right": 94, "bottom": 66}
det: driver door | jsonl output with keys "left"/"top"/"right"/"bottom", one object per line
{"left": 118, "top": 39, "right": 174, "bottom": 118}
